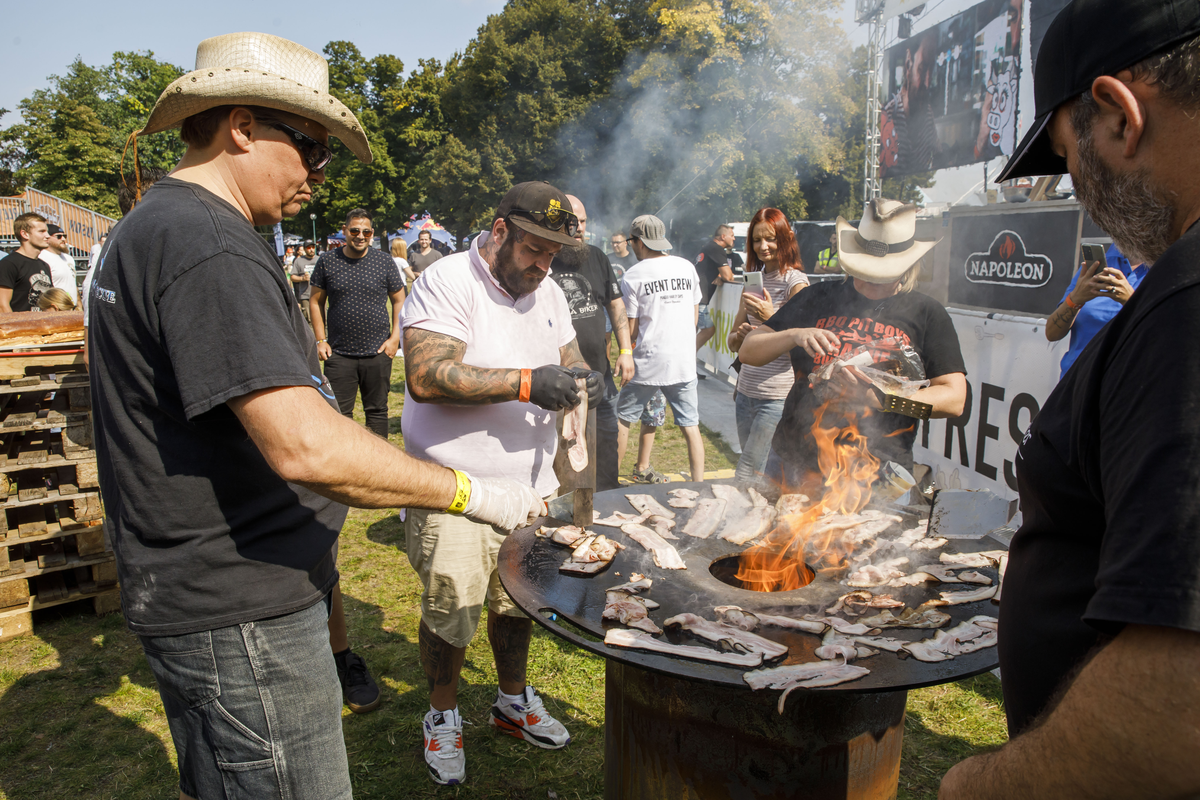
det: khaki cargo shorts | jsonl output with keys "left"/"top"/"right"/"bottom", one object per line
{"left": 405, "top": 508, "right": 525, "bottom": 648}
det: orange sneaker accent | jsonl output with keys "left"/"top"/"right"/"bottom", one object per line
{"left": 526, "top": 714, "right": 541, "bottom": 725}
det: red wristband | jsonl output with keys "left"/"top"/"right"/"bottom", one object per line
{"left": 1064, "top": 296, "right": 1081, "bottom": 311}
{"left": 519, "top": 369, "right": 532, "bottom": 403}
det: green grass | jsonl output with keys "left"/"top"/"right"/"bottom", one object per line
{"left": 0, "top": 359, "right": 1007, "bottom": 799}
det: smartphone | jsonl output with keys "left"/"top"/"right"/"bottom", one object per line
{"left": 742, "top": 271, "right": 764, "bottom": 295}
{"left": 1081, "top": 243, "right": 1107, "bottom": 266}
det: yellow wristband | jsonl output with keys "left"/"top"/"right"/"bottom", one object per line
{"left": 447, "top": 469, "right": 471, "bottom": 514}
{"left": 619, "top": 348, "right": 632, "bottom": 355}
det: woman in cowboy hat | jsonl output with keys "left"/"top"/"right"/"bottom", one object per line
{"left": 739, "top": 198, "right": 967, "bottom": 495}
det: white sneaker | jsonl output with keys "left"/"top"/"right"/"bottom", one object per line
{"left": 489, "top": 686, "right": 571, "bottom": 749}
{"left": 422, "top": 707, "right": 465, "bottom": 785}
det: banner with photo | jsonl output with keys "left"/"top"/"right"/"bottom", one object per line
{"left": 879, "top": 0, "right": 1023, "bottom": 178}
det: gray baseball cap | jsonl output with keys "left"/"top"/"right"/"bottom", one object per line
{"left": 630, "top": 215, "right": 673, "bottom": 252}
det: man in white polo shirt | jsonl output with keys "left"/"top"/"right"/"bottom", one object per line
{"left": 401, "top": 181, "right": 601, "bottom": 786}
{"left": 616, "top": 214, "right": 706, "bottom": 481}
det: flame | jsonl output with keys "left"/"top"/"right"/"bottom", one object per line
{"left": 998, "top": 235, "right": 1016, "bottom": 260}
{"left": 735, "top": 402, "right": 882, "bottom": 592}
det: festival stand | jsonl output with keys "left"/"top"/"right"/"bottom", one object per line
{"left": 0, "top": 345, "right": 117, "bottom": 642}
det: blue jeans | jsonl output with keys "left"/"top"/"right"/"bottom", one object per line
{"left": 138, "top": 597, "right": 351, "bottom": 800}
{"left": 734, "top": 394, "right": 785, "bottom": 489}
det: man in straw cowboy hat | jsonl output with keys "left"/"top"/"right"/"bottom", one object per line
{"left": 942, "top": 1, "right": 1200, "bottom": 796}
{"left": 739, "top": 198, "right": 966, "bottom": 496}
{"left": 87, "top": 32, "right": 547, "bottom": 799}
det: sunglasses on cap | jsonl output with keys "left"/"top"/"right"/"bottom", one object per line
{"left": 267, "top": 122, "right": 334, "bottom": 172}
{"left": 509, "top": 207, "right": 580, "bottom": 239}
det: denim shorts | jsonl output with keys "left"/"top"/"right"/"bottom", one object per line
{"left": 697, "top": 305, "right": 713, "bottom": 329}
{"left": 617, "top": 380, "right": 700, "bottom": 428}
{"left": 138, "top": 597, "right": 351, "bottom": 800}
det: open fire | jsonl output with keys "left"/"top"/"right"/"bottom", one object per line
{"left": 735, "top": 402, "right": 883, "bottom": 592}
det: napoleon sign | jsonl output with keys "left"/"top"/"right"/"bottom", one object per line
{"left": 965, "top": 230, "right": 1053, "bottom": 288}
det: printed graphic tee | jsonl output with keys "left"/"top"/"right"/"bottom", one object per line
{"left": 88, "top": 177, "right": 346, "bottom": 636}
{"left": 621, "top": 255, "right": 702, "bottom": 386}
{"left": 310, "top": 247, "right": 404, "bottom": 357}
{"left": 550, "top": 243, "right": 620, "bottom": 377}
{"left": 764, "top": 278, "right": 965, "bottom": 471}
{"left": 0, "top": 251, "right": 53, "bottom": 312}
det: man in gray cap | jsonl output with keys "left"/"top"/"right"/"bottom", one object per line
{"left": 942, "top": 0, "right": 1200, "bottom": 796}
{"left": 614, "top": 214, "right": 706, "bottom": 481}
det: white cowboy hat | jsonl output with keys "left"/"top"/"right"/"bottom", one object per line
{"left": 835, "top": 199, "right": 938, "bottom": 283}
{"left": 138, "top": 32, "right": 372, "bottom": 163}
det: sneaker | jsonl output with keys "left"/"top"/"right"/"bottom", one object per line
{"left": 336, "top": 650, "right": 382, "bottom": 714}
{"left": 489, "top": 686, "right": 571, "bottom": 749}
{"left": 423, "top": 707, "right": 465, "bottom": 785}
{"left": 629, "top": 466, "right": 668, "bottom": 485}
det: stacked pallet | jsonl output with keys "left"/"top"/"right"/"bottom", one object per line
{"left": 0, "top": 367, "right": 117, "bottom": 642}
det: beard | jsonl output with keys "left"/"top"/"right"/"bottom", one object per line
{"left": 553, "top": 239, "right": 587, "bottom": 269}
{"left": 1073, "top": 122, "right": 1176, "bottom": 266}
{"left": 492, "top": 233, "right": 550, "bottom": 299}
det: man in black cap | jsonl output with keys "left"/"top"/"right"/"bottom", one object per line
{"left": 942, "top": 1, "right": 1200, "bottom": 796}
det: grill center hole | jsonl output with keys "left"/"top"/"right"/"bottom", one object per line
{"left": 710, "top": 554, "right": 815, "bottom": 592}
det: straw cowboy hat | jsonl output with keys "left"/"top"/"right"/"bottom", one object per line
{"left": 835, "top": 199, "right": 938, "bottom": 284}
{"left": 138, "top": 32, "right": 372, "bottom": 163}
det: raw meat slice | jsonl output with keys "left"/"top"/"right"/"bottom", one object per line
{"left": 536, "top": 525, "right": 588, "bottom": 547}
{"left": 607, "top": 576, "right": 652, "bottom": 594}
{"left": 714, "top": 605, "right": 828, "bottom": 634}
{"left": 667, "top": 488, "right": 700, "bottom": 508}
{"left": 743, "top": 660, "right": 872, "bottom": 712}
{"left": 826, "top": 591, "right": 903, "bottom": 615}
{"left": 816, "top": 629, "right": 878, "bottom": 661}
{"left": 564, "top": 377, "right": 589, "bottom": 472}
{"left": 603, "top": 591, "right": 661, "bottom": 634}
{"left": 649, "top": 517, "right": 678, "bottom": 539}
{"left": 664, "top": 613, "right": 789, "bottom": 661}
{"left": 939, "top": 551, "right": 1006, "bottom": 568}
{"left": 911, "top": 537, "right": 948, "bottom": 550}
{"left": 627, "top": 494, "right": 676, "bottom": 520}
{"left": 622, "top": 522, "right": 678, "bottom": 542}
{"left": 775, "top": 494, "right": 810, "bottom": 516}
{"left": 593, "top": 509, "right": 651, "bottom": 527}
{"left": 622, "top": 525, "right": 686, "bottom": 570}
{"left": 720, "top": 506, "right": 775, "bottom": 545}
{"left": 937, "top": 584, "right": 999, "bottom": 605}
{"left": 957, "top": 571, "right": 993, "bottom": 585}
{"left": 682, "top": 498, "right": 727, "bottom": 539}
{"left": 605, "top": 628, "right": 763, "bottom": 668}
{"left": 845, "top": 557, "right": 910, "bottom": 587}
{"left": 856, "top": 607, "right": 950, "bottom": 629}
{"left": 747, "top": 487, "right": 770, "bottom": 507}
{"left": 801, "top": 616, "right": 878, "bottom": 636}
{"left": 711, "top": 484, "right": 751, "bottom": 509}
{"left": 902, "top": 615, "right": 999, "bottom": 662}
{"left": 560, "top": 534, "right": 624, "bottom": 574}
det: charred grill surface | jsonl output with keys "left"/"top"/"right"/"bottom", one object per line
{"left": 498, "top": 481, "right": 1003, "bottom": 691}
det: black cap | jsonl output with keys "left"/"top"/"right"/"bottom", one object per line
{"left": 46, "top": 223, "right": 64, "bottom": 236}
{"left": 494, "top": 181, "right": 579, "bottom": 247}
{"left": 998, "top": 0, "right": 1200, "bottom": 182}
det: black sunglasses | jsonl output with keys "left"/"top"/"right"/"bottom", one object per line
{"left": 509, "top": 207, "right": 580, "bottom": 239}
{"left": 267, "top": 122, "right": 334, "bottom": 171}
{"left": 346, "top": 227, "right": 373, "bottom": 237}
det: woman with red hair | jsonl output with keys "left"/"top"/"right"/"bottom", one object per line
{"left": 726, "top": 207, "right": 808, "bottom": 489}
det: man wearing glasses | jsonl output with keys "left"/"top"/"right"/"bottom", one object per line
{"left": 308, "top": 208, "right": 405, "bottom": 439}
{"left": 609, "top": 231, "right": 637, "bottom": 272}
{"left": 39, "top": 224, "right": 80, "bottom": 304}
{"left": 87, "top": 33, "right": 547, "bottom": 799}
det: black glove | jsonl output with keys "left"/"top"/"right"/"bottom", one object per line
{"left": 574, "top": 369, "right": 604, "bottom": 406}
{"left": 529, "top": 365, "right": 581, "bottom": 411}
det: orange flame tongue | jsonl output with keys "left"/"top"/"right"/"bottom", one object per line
{"left": 735, "top": 402, "right": 882, "bottom": 592}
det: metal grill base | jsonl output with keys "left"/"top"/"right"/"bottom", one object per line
{"left": 604, "top": 661, "right": 906, "bottom": 800}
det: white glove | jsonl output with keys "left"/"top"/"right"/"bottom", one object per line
{"left": 462, "top": 473, "right": 546, "bottom": 532}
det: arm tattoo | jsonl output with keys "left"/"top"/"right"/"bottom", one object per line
{"left": 404, "top": 327, "right": 520, "bottom": 404}
{"left": 488, "top": 614, "right": 532, "bottom": 687}
{"left": 560, "top": 337, "right": 589, "bottom": 371}
{"left": 1049, "top": 302, "right": 1080, "bottom": 331}
{"left": 608, "top": 300, "right": 631, "bottom": 346}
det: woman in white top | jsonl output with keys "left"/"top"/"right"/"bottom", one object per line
{"left": 727, "top": 207, "right": 808, "bottom": 489}
{"left": 392, "top": 238, "right": 416, "bottom": 284}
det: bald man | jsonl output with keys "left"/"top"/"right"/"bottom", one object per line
{"left": 548, "top": 194, "right": 634, "bottom": 491}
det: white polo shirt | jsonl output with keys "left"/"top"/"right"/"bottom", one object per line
{"left": 401, "top": 232, "right": 575, "bottom": 497}
{"left": 621, "top": 254, "right": 702, "bottom": 385}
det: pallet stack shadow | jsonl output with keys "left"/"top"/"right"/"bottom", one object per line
{"left": 0, "top": 372, "right": 115, "bottom": 641}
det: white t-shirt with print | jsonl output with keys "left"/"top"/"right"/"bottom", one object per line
{"left": 621, "top": 255, "right": 702, "bottom": 386}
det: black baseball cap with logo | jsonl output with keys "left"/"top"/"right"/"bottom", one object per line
{"left": 998, "top": 0, "right": 1200, "bottom": 182}
{"left": 494, "top": 181, "right": 580, "bottom": 247}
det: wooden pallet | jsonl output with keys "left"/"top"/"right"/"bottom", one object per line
{"left": 0, "top": 352, "right": 85, "bottom": 382}
{"left": 0, "top": 584, "right": 120, "bottom": 643}
{"left": 0, "top": 425, "right": 94, "bottom": 469}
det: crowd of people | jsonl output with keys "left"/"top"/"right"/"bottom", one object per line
{"left": 21, "top": 0, "right": 1200, "bottom": 795}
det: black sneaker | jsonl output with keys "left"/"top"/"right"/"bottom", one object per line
{"left": 336, "top": 650, "right": 382, "bottom": 714}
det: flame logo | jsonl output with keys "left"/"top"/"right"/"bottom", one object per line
{"left": 998, "top": 235, "right": 1016, "bottom": 260}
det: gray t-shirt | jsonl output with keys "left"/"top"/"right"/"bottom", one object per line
{"left": 410, "top": 247, "right": 443, "bottom": 273}
{"left": 291, "top": 254, "right": 318, "bottom": 301}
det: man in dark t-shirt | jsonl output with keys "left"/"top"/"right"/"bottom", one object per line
{"left": 0, "top": 212, "right": 54, "bottom": 312}
{"left": 409, "top": 229, "right": 444, "bottom": 273}
{"left": 309, "top": 209, "right": 405, "bottom": 438}
{"left": 940, "top": 3, "right": 1200, "bottom": 797}
{"left": 89, "top": 32, "right": 547, "bottom": 799}
{"left": 694, "top": 224, "right": 735, "bottom": 350}
{"left": 551, "top": 195, "right": 635, "bottom": 490}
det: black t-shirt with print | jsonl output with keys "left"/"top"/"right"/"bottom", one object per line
{"left": 0, "top": 251, "right": 52, "bottom": 311}
{"left": 310, "top": 246, "right": 404, "bottom": 357}
{"left": 694, "top": 240, "right": 730, "bottom": 305}
{"left": 1001, "top": 224, "right": 1200, "bottom": 736}
{"left": 550, "top": 243, "right": 620, "bottom": 377}
{"left": 88, "top": 177, "right": 347, "bottom": 637}
{"left": 764, "top": 278, "right": 965, "bottom": 471}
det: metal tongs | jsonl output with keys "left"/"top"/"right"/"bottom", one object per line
{"left": 867, "top": 384, "right": 933, "bottom": 420}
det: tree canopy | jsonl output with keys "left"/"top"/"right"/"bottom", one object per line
{"left": 0, "top": 1, "right": 931, "bottom": 244}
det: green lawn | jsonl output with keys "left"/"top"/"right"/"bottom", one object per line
{"left": 0, "top": 359, "right": 1007, "bottom": 799}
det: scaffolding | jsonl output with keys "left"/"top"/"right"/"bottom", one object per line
{"left": 860, "top": 2, "right": 888, "bottom": 203}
